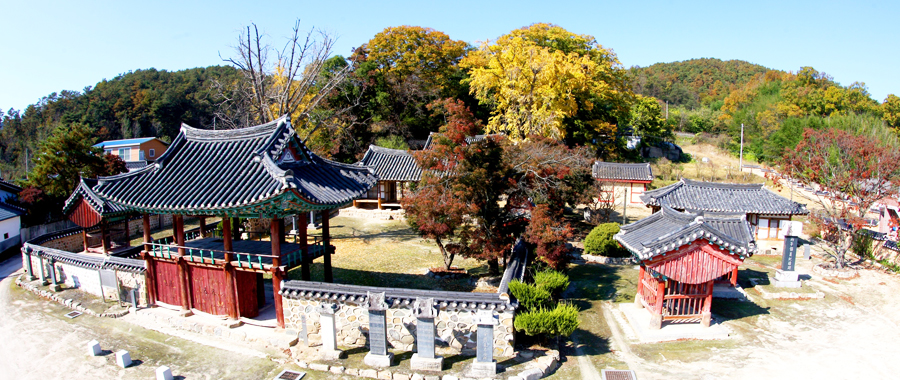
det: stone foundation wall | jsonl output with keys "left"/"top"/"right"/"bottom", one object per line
{"left": 283, "top": 297, "right": 515, "bottom": 357}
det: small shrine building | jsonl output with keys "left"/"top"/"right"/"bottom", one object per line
{"left": 63, "top": 178, "right": 134, "bottom": 254}
{"left": 83, "top": 116, "right": 376, "bottom": 327}
{"left": 615, "top": 206, "right": 757, "bottom": 329}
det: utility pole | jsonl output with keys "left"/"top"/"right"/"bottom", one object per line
{"left": 623, "top": 188, "right": 628, "bottom": 225}
{"left": 739, "top": 123, "right": 744, "bottom": 171}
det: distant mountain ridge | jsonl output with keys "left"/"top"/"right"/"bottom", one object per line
{"left": 629, "top": 58, "right": 773, "bottom": 109}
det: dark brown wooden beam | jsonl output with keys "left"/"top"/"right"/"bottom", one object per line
{"left": 174, "top": 215, "right": 192, "bottom": 314}
{"left": 221, "top": 216, "right": 238, "bottom": 319}
{"left": 199, "top": 216, "right": 207, "bottom": 237}
{"left": 100, "top": 220, "right": 111, "bottom": 254}
{"left": 270, "top": 217, "right": 285, "bottom": 329}
{"left": 82, "top": 230, "right": 89, "bottom": 253}
{"left": 322, "top": 209, "right": 332, "bottom": 283}
{"left": 297, "top": 213, "right": 309, "bottom": 281}
{"left": 141, "top": 213, "right": 157, "bottom": 306}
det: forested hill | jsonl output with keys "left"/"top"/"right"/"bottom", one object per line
{"left": 629, "top": 58, "right": 771, "bottom": 109}
{"left": 0, "top": 66, "right": 241, "bottom": 180}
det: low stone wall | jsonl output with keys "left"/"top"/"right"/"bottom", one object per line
{"left": 280, "top": 282, "right": 518, "bottom": 358}
{"left": 40, "top": 229, "right": 85, "bottom": 252}
{"left": 339, "top": 207, "right": 406, "bottom": 221}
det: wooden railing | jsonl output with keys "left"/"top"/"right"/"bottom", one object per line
{"left": 146, "top": 242, "right": 277, "bottom": 271}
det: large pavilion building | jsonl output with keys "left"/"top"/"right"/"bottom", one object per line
{"left": 80, "top": 116, "right": 376, "bottom": 326}
{"left": 640, "top": 179, "right": 808, "bottom": 243}
{"left": 616, "top": 206, "right": 756, "bottom": 329}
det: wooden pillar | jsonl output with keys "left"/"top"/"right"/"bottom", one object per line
{"left": 174, "top": 215, "right": 192, "bottom": 315}
{"left": 298, "top": 213, "right": 309, "bottom": 281}
{"left": 142, "top": 214, "right": 157, "bottom": 306}
{"left": 377, "top": 182, "right": 383, "bottom": 210}
{"left": 82, "top": 230, "right": 89, "bottom": 252}
{"left": 730, "top": 266, "right": 739, "bottom": 287}
{"left": 701, "top": 280, "right": 714, "bottom": 327}
{"left": 100, "top": 220, "right": 111, "bottom": 254}
{"left": 232, "top": 217, "right": 241, "bottom": 241}
{"left": 221, "top": 216, "right": 239, "bottom": 320}
{"left": 270, "top": 218, "right": 285, "bottom": 329}
{"left": 650, "top": 279, "right": 665, "bottom": 330}
{"left": 199, "top": 216, "right": 207, "bottom": 238}
{"left": 634, "top": 266, "right": 645, "bottom": 308}
{"left": 322, "top": 209, "right": 333, "bottom": 283}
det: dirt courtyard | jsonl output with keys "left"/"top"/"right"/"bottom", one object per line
{"left": 552, "top": 245, "right": 900, "bottom": 380}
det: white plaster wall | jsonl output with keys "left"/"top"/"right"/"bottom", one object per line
{"left": 53, "top": 262, "right": 104, "bottom": 299}
{"left": 0, "top": 216, "right": 20, "bottom": 242}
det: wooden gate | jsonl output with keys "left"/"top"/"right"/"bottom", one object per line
{"left": 154, "top": 260, "right": 181, "bottom": 306}
{"left": 188, "top": 265, "right": 228, "bottom": 316}
{"left": 235, "top": 270, "right": 259, "bottom": 318}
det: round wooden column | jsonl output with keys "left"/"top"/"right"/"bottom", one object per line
{"left": 297, "top": 213, "right": 309, "bottom": 281}
{"left": 141, "top": 213, "right": 157, "bottom": 306}
{"left": 270, "top": 218, "right": 285, "bottom": 329}
{"left": 222, "top": 216, "right": 239, "bottom": 320}
{"left": 174, "top": 215, "right": 192, "bottom": 315}
{"left": 322, "top": 209, "right": 332, "bottom": 283}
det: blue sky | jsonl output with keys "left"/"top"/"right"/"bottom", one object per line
{"left": 2, "top": 0, "right": 896, "bottom": 112}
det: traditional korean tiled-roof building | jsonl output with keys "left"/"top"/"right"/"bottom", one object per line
{"left": 616, "top": 206, "right": 756, "bottom": 329}
{"left": 592, "top": 161, "right": 653, "bottom": 204}
{"left": 69, "top": 116, "right": 376, "bottom": 326}
{"left": 354, "top": 145, "right": 422, "bottom": 209}
{"left": 641, "top": 179, "right": 807, "bottom": 242}
{"left": 62, "top": 178, "right": 133, "bottom": 254}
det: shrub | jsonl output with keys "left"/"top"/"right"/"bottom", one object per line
{"left": 583, "top": 223, "right": 629, "bottom": 257}
{"left": 513, "top": 302, "right": 580, "bottom": 337}
{"left": 508, "top": 280, "right": 551, "bottom": 311}
{"left": 534, "top": 269, "right": 570, "bottom": 297}
{"left": 851, "top": 232, "right": 875, "bottom": 260}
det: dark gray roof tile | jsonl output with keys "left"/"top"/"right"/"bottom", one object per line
{"left": 592, "top": 161, "right": 653, "bottom": 182}
{"left": 615, "top": 206, "right": 757, "bottom": 261}
{"left": 641, "top": 178, "right": 808, "bottom": 215}
{"left": 357, "top": 145, "right": 422, "bottom": 182}
{"left": 92, "top": 116, "right": 377, "bottom": 215}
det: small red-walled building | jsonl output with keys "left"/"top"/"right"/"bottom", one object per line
{"left": 615, "top": 206, "right": 757, "bottom": 329}
{"left": 63, "top": 178, "right": 134, "bottom": 254}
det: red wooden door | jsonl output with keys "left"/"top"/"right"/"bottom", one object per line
{"left": 154, "top": 260, "right": 181, "bottom": 306}
{"left": 235, "top": 270, "right": 259, "bottom": 318}
{"left": 188, "top": 266, "right": 228, "bottom": 316}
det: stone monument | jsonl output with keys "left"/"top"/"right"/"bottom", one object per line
{"left": 468, "top": 310, "right": 497, "bottom": 378}
{"left": 316, "top": 303, "right": 344, "bottom": 360}
{"left": 410, "top": 297, "right": 443, "bottom": 371}
{"left": 775, "top": 234, "right": 802, "bottom": 288}
{"left": 364, "top": 292, "right": 393, "bottom": 368}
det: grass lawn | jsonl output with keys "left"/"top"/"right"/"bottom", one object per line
{"left": 286, "top": 216, "right": 488, "bottom": 291}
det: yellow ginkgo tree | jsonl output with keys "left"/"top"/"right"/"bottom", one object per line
{"left": 461, "top": 23, "right": 631, "bottom": 153}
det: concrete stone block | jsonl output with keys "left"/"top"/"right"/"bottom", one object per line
{"left": 365, "top": 352, "right": 394, "bottom": 368}
{"left": 115, "top": 350, "right": 132, "bottom": 368}
{"left": 442, "top": 375, "right": 459, "bottom": 380}
{"left": 410, "top": 353, "right": 444, "bottom": 371}
{"left": 87, "top": 340, "right": 101, "bottom": 356}
{"left": 377, "top": 370, "right": 393, "bottom": 380}
{"left": 360, "top": 369, "right": 379, "bottom": 378}
{"left": 330, "top": 366, "right": 345, "bottom": 374}
{"left": 308, "top": 363, "right": 330, "bottom": 372}
{"left": 519, "top": 368, "right": 543, "bottom": 380}
{"left": 156, "top": 366, "right": 173, "bottom": 380}
{"left": 467, "top": 361, "right": 496, "bottom": 378}
{"left": 393, "top": 373, "right": 411, "bottom": 380}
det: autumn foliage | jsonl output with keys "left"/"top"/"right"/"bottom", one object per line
{"left": 782, "top": 128, "right": 900, "bottom": 268}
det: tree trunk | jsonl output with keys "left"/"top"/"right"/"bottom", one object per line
{"left": 488, "top": 258, "right": 500, "bottom": 275}
{"left": 435, "top": 237, "right": 455, "bottom": 270}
